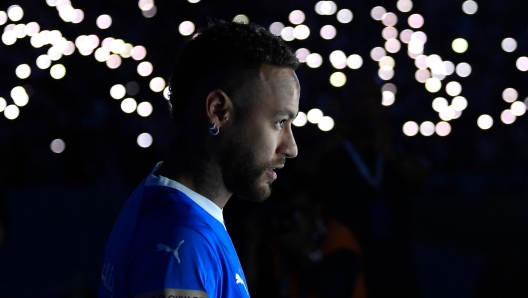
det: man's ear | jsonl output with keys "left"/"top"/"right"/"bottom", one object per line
{"left": 205, "top": 89, "right": 232, "bottom": 128}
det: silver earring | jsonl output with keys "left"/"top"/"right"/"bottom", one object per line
{"left": 209, "top": 123, "right": 220, "bottom": 136}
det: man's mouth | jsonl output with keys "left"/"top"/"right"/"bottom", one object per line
{"left": 266, "top": 165, "right": 284, "bottom": 180}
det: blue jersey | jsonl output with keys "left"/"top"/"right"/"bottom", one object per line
{"left": 99, "top": 165, "right": 250, "bottom": 298}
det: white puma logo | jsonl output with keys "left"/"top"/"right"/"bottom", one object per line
{"left": 157, "top": 240, "right": 185, "bottom": 263}
{"left": 235, "top": 273, "right": 249, "bottom": 295}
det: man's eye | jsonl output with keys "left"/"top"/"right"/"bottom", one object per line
{"left": 276, "top": 120, "right": 286, "bottom": 128}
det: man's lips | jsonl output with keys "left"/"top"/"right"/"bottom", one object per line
{"left": 266, "top": 165, "right": 284, "bottom": 180}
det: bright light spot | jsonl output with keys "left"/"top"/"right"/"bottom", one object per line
{"left": 306, "top": 53, "right": 323, "bottom": 68}
{"left": 439, "top": 106, "right": 456, "bottom": 121}
{"left": 137, "top": 61, "right": 154, "bottom": 76}
{"left": 403, "top": 121, "right": 419, "bottom": 136}
{"left": 511, "top": 101, "right": 526, "bottom": 116}
{"left": 382, "top": 83, "right": 397, "bottom": 94}
{"left": 408, "top": 14, "right": 424, "bottom": 28}
{"left": 411, "top": 31, "right": 427, "bottom": 43}
{"left": 382, "top": 91, "right": 395, "bottom": 106}
{"left": 444, "top": 61, "right": 455, "bottom": 75}
{"left": 50, "top": 64, "right": 66, "bottom": 79}
{"left": 378, "top": 68, "right": 394, "bottom": 81}
{"left": 370, "top": 47, "right": 386, "bottom": 61}
{"left": 11, "top": 86, "right": 29, "bottom": 106}
{"left": 502, "top": 88, "right": 518, "bottom": 103}
{"left": 329, "top": 50, "right": 347, "bottom": 69}
{"left": 108, "top": 38, "right": 125, "bottom": 54}
{"left": 456, "top": 62, "right": 472, "bottom": 77}
{"left": 307, "top": 108, "right": 323, "bottom": 124}
{"left": 501, "top": 38, "right": 517, "bottom": 52}
{"left": 446, "top": 81, "right": 462, "bottom": 96}
{"left": 0, "top": 11, "right": 6, "bottom": 25}
{"left": 106, "top": 54, "right": 122, "bottom": 69}
{"left": 432, "top": 97, "right": 448, "bottom": 112}
{"left": 452, "top": 38, "right": 468, "bottom": 53}
{"left": 318, "top": 116, "right": 334, "bottom": 131}
{"left": 110, "top": 84, "right": 126, "bottom": 99}
{"left": 15, "top": 64, "right": 31, "bottom": 79}
{"left": 119, "top": 43, "right": 133, "bottom": 58}
{"left": 142, "top": 5, "right": 157, "bottom": 18}
{"left": 47, "top": 46, "right": 63, "bottom": 61}
{"left": 477, "top": 114, "right": 493, "bottom": 130}
{"left": 516, "top": 57, "right": 528, "bottom": 71}
{"left": 36, "top": 55, "right": 51, "bottom": 69}
{"left": 2, "top": 31, "right": 17, "bottom": 45}
{"left": 233, "top": 14, "right": 249, "bottom": 24}
{"left": 281, "top": 26, "right": 294, "bottom": 41}
{"left": 400, "top": 29, "right": 413, "bottom": 43}
{"left": 347, "top": 54, "right": 363, "bottom": 69}
{"left": 150, "top": 77, "right": 166, "bottom": 92}
{"left": 420, "top": 121, "right": 435, "bottom": 136}
{"left": 426, "top": 54, "right": 442, "bottom": 69}
{"left": 435, "top": 122, "right": 451, "bottom": 136}
{"left": 131, "top": 45, "right": 147, "bottom": 60}
{"left": 462, "top": 0, "right": 478, "bottom": 14}
{"left": 415, "top": 69, "right": 430, "bottom": 83}
{"left": 269, "top": 22, "right": 284, "bottom": 36}
{"left": 501, "top": 110, "right": 516, "bottom": 124}
{"left": 7, "top": 5, "right": 23, "bottom": 22}
{"left": 293, "top": 111, "right": 307, "bottom": 127}
{"left": 163, "top": 87, "right": 171, "bottom": 100}
{"left": 96, "top": 14, "right": 112, "bottom": 29}
{"left": 382, "top": 27, "right": 398, "bottom": 40}
{"left": 316, "top": 1, "right": 337, "bottom": 15}
{"left": 188, "top": 0, "right": 200, "bottom": 3}
{"left": 95, "top": 47, "right": 110, "bottom": 62}
{"left": 13, "top": 24, "right": 26, "bottom": 38}
{"left": 408, "top": 40, "right": 424, "bottom": 55}
{"left": 371, "top": 6, "right": 386, "bottom": 21}
{"left": 295, "top": 48, "right": 310, "bottom": 63}
{"left": 452, "top": 96, "right": 468, "bottom": 111}
{"left": 58, "top": 4, "right": 76, "bottom": 22}
{"left": 4, "top": 105, "right": 20, "bottom": 120}
{"left": 137, "top": 133, "right": 153, "bottom": 148}
{"left": 179, "top": 21, "right": 195, "bottom": 36}
{"left": 385, "top": 39, "right": 401, "bottom": 53}
{"left": 320, "top": 25, "right": 336, "bottom": 40}
{"left": 25, "top": 22, "right": 40, "bottom": 36}
{"left": 397, "top": 0, "right": 413, "bottom": 12}
{"left": 137, "top": 102, "right": 153, "bottom": 117}
{"left": 289, "top": 10, "right": 305, "bottom": 24}
{"left": 72, "top": 9, "right": 84, "bottom": 24}
{"left": 425, "top": 78, "right": 441, "bottom": 93}
{"left": 293, "top": 25, "right": 310, "bottom": 40}
{"left": 121, "top": 98, "right": 137, "bottom": 113}
{"left": 337, "top": 9, "right": 353, "bottom": 23}
{"left": 415, "top": 55, "right": 427, "bottom": 69}
{"left": 379, "top": 56, "right": 395, "bottom": 70}
{"left": 46, "top": 0, "right": 58, "bottom": 7}
{"left": 0, "top": 97, "right": 5, "bottom": 112}
{"left": 381, "top": 12, "right": 397, "bottom": 27}
{"left": 330, "top": 72, "right": 346, "bottom": 87}
{"left": 50, "top": 139, "right": 65, "bottom": 153}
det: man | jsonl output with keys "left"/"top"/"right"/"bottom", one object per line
{"left": 99, "top": 20, "right": 300, "bottom": 298}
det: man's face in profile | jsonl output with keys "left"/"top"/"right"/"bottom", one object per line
{"left": 220, "top": 65, "right": 300, "bottom": 202}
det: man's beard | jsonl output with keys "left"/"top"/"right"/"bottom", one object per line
{"left": 220, "top": 136, "right": 272, "bottom": 203}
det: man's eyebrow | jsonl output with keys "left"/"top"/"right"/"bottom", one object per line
{"left": 275, "top": 110, "right": 298, "bottom": 120}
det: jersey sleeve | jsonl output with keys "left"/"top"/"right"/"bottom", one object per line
{"left": 127, "top": 222, "right": 221, "bottom": 298}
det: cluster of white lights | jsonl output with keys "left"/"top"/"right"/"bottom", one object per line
{"left": 292, "top": 108, "right": 334, "bottom": 131}
{"left": 1, "top": 86, "right": 31, "bottom": 120}
{"left": 403, "top": 121, "right": 451, "bottom": 137}
{"left": 138, "top": 0, "right": 157, "bottom": 18}
{"left": 110, "top": 83, "right": 157, "bottom": 117}
{"left": 46, "top": 0, "right": 84, "bottom": 23}
{"left": 499, "top": 88, "right": 527, "bottom": 125}
{"left": 382, "top": 83, "right": 397, "bottom": 106}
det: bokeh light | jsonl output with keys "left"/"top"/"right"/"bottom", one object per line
{"left": 281, "top": 27, "right": 294, "bottom": 41}
{"left": 382, "top": 91, "right": 395, "bottom": 106}
{"left": 11, "top": 86, "right": 29, "bottom": 107}
{"left": 500, "top": 109, "right": 516, "bottom": 124}
{"left": 452, "top": 38, "right": 468, "bottom": 53}
{"left": 511, "top": 101, "right": 526, "bottom": 116}
{"left": 378, "top": 68, "right": 394, "bottom": 81}
{"left": 179, "top": 21, "right": 195, "bottom": 36}
{"left": 25, "top": 22, "right": 40, "bottom": 36}
{"left": 2, "top": 30, "right": 17, "bottom": 45}
{"left": 121, "top": 98, "right": 137, "bottom": 113}
{"left": 462, "top": 0, "right": 478, "bottom": 14}
{"left": 150, "top": 77, "right": 166, "bottom": 92}
{"left": 502, "top": 88, "right": 518, "bottom": 103}
{"left": 293, "top": 111, "right": 307, "bottom": 127}
{"left": 131, "top": 46, "right": 147, "bottom": 60}
{"left": 163, "top": 87, "right": 170, "bottom": 100}
{"left": 347, "top": 54, "right": 363, "bottom": 69}
{"left": 318, "top": 116, "right": 334, "bottom": 131}
{"left": 329, "top": 50, "right": 347, "bottom": 69}
{"left": 516, "top": 57, "right": 528, "bottom": 71}
{"left": 95, "top": 47, "right": 110, "bottom": 62}
{"left": 316, "top": 1, "right": 337, "bottom": 15}
{"left": 371, "top": 6, "right": 386, "bottom": 21}
{"left": 96, "top": 14, "right": 112, "bottom": 29}
{"left": 408, "top": 14, "right": 424, "bottom": 28}
{"left": 269, "top": 22, "right": 284, "bottom": 36}
{"left": 0, "top": 11, "right": 6, "bottom": 25}
{"left": 320, "top": 25, "right": 336, "bottom": 40}
{"left": 436, "top": 122, "right": 451, "bottom": 136}
{"left": 306, "top": 53, "right": 323, "bottom": 68}
{"left": 415, "top": 69, "right": 430, "bottom": 83}
{"left": 403, "top": 121, "right": 419, "bottom": 136}
{"left": 420, "top": 121, "right": 435, "bottom": 136}
{"left": 336, "top": 9, "right": 353, "bottom": 23}
{"left": 137, "top": 133, "right": 153, "bottom": 148}
{"left": 50, "top": 139, "right": 65, "bottom": 153}
{"left": 106, "top": 54, "right": 122, "bottom": 69}
{"left": 446, "top": 81, "right": 462, "bottom": 96}
{"left": 397, "top": 0, "right": 413, "bottom": 12}
{"left": 452, "top": 96, "right": 468, "bottom": 111}
{"left": 4, "top": 105, "right": 20, "bottom": 120}
{"left": 382, "top": 27, "right": 398, "bottom": 40}
{"left": 370, "top": 47, "right": 386, "bottom": 61}
{"left": 456, "top": 62, "right": 472, "bottom": 77}
{"left": 385, "top": 39, "right": 401, "bottom": 53}
{"left": 289, "top": 10, "right": 305, "bottom": 24}
{"left": 7, "top": 5, "right": 23, "bottom": 22}
{"left": 444, "top": 61, "right": 455, "bottom": 75}
{"left": 0, "top": 97, "right": 5, "bottom": 112}
{"left": 15, "top": 64, "right": 31, "bottom": 79}
{"left": 381, "top": 12, "right": 397, "bottom": 27}
{"left": 439, "top": 106, "right": 456, "bottom": 121}
{"left": 110, "top": 84, "right": 126, "bottom": 99}
{"left": 329, "top": 72, "right": 346, "bottom": 87}
{"left": 137, "top": 102, "right": 153, "bottom": 117}
{"left": 295, "top": 48, "right": 310, "bottom": 63}
{"left": 50, "top": 64, "right": 66, "bottom": 79}
{"left": 137, "top": 61, "right": 153, "bottom": 76}
{"left": 477, "top": 114, "right": 493, "bottom": 130}
{"left": 432, "top": 97, "right": 448, "bottom": 112}
{"left": 36, "top": 55, "right": 52, "bottom": 69}
{"left": 188, "top": 0, "right": 200, "bottom": 3}
{"left": 142, "top": 6, "right": 157, "bottom": 18}
{"left": 501, "top": 38, "right": 517, "bottom": 52}
{"left": 307, "top": 108, "right": 323, "bottom": 123}
{"left": 425, "top": 78, "right": 441, "bottom": 93}
{"left": 293, "top": 25, "right": 310, "bottom": 40}
{"left": 382, "top": 83, "right": 397, "bottom": 94}
{"left": 233, "top": 14, "right": 249, "bottom": 24}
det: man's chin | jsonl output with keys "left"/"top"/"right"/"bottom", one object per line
{"left": 236, "top": 182, "right": 272, "bottom": 203}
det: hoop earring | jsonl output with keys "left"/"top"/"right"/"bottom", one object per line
{"left": 209, "top": 123, "right": 220, "bottom": 136}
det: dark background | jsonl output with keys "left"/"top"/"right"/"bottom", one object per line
{"left": 1, "top": 0, "right": 527, "bottom": 297}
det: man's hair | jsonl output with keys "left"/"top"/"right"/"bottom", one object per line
{"left": 168, "top": 20, "right": 299, "bottom": 122}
